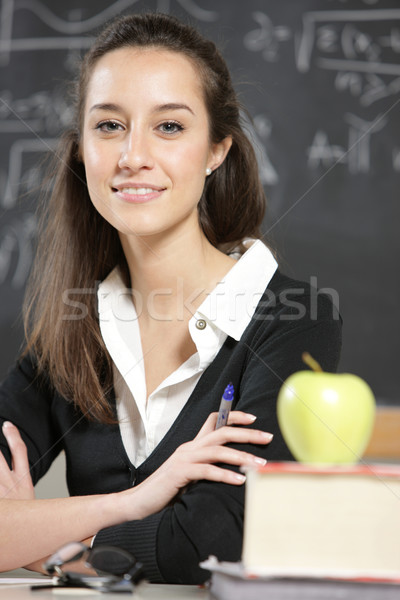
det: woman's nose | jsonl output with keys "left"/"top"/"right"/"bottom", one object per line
{"left": 117, "top": 131, "right": 154, "bottom": 171}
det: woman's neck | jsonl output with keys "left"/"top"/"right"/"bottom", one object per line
{"left": 119, "top": 227, "right": 236, "bottom": 323}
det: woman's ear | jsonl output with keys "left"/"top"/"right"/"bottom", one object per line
{"left": 207, "top": 136, "right": 233, "bottom": 172}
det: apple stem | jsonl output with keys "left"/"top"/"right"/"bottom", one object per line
{"left": 302, "top": 352, "right": 323, "bottom": 372}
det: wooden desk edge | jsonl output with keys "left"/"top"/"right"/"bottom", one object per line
{"left": 364, "top": 407, "right": 400, "bottom": 460}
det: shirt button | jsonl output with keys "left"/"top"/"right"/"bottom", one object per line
{"left": 195, "top": 319, "right": 207, "bottom": 330}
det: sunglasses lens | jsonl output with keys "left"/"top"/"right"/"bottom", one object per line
{"left": 89, "top": 547, "right": 135, "bottom": 577}
{"left": 44, "top": 542, "right": 87, "bottom": 573}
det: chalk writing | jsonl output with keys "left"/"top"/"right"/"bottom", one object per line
{"left": 0, "top": 90, "right": 72, "bottom": 134}
{"left": 296, "top": 9, "right": 400, "bottom": 74}
{"left": 241, "top": 111, "right": 278, "bottom": 186}
{"left": 0, "top": 213, "right": 36, "bottom": 288}
{"left": 335, "top": 71, "right": 400, "bottom": 106}
{"left": 2, "top": 138, "right": 58, "bottom": 208}
{"left": 345, "top": 112, "right": 387, "bottom": 174}
{"left": 307, "top": 112, "right": 388, "bottom": 174}
{"left": 243, "top": 11, "right": 291, "bottom": 62}
{"left": 252, "top": 115, "right": 279, "bottom": 186}
{"left": 307, "top": 131, "right": 346, "bottom": 169}
{"left": 244, "top": 8, "right": 400, "bottom": 107}
{"left": 296, "top": 9, "right": 400, "bottom": 107}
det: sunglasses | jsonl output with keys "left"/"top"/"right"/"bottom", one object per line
{"left": 31, "top": 541, "right": 145, "bottom": 593}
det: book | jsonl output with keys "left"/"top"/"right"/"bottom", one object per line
{"left": 201, "top": 558, "right": 400, "bottom": 600}
{"left": 242, "top": 462, "right": 400, "bottom": 580}
{"left": 200, "top": 462, "right": 400, "bottom": 598}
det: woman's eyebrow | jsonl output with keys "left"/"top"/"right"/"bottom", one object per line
{"left": 89, "top": 103, "right": 123, "bottom": 113}
{"left": 154, "top": 103, "right": 195, "bottom": 115}
{"left": 88, "top": 102, "right": 195, "bottom": 115}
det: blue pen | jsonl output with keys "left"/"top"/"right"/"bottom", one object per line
{"left": 215, "top": 383, "right": 234, "bottom": 429}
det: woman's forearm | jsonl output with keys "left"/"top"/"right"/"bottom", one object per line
{"left": 0, "top": 492, "right": 130, "bottom": 572}
{"left": 0, "top": 421, "right": 145, "bottom": 571}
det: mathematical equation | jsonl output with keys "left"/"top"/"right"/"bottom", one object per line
{"left": 243, "top": 4, "right": 400, "bottom": 184}
{"left": 307, "top": 111, "right": 400, "bottom": 174}
{"left": 244, "top": 7, "right": 400, "bottom": 107}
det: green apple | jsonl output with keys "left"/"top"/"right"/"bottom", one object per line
{"left": 277, "top": 353, "right": 376, "bottom": 464}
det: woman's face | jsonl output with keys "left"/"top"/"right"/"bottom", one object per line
{"left": 81, "top": 47, "right": 231, "bottom": 243}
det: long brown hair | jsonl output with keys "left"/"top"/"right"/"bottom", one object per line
{"left": 24, "top": 13, "right": 267, "bottom": 422}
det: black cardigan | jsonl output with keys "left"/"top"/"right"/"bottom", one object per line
{"left": 0, "top": 270, "right": 342, "bottom": 583}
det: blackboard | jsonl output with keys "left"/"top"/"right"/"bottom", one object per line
{"left": 1, "top": 0, "right": 399, "bottom": 405}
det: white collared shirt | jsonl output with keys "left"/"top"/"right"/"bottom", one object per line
{"left": 97, "top": 239, "right": 277, "bottom": 466}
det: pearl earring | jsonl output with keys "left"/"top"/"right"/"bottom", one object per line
{"left": 206, "top": 167, "right": 212, "bottom": 176}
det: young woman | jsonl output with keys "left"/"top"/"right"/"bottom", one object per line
{"left": 0, "top": 13, "right": 341, "bottom": 584}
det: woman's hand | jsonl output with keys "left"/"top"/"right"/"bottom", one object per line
{"left": 123, "top": 411, "right": 273, "bottom": 520}
{"left": 0, "top": 422, "right": 35, "bottom": 500}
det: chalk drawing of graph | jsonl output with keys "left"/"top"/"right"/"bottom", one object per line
{"left": 0, "top": 0, "right": 218, "bottom": 64}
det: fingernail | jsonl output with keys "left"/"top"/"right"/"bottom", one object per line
{"left": 261, "top": 432, "right": 273, "bottom": 441}
{"left": 253, "top": 457, "right": 267, "bottom": 466}
{"left": 246, "top": 414, "right": 257, "bottom": 421}
{"left": 2, "top": 421, "right": 12, "bottom": 429}
{"left": 234, "top": 473, "right": 246, "bottom": 483}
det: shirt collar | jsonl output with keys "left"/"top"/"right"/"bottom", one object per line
{"left": 193, "top": 239, "right": 277, "bottom": 341}
{"left": 97, "top": 238, "right": 278, "bottom": 342}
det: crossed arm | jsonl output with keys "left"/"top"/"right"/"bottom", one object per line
{"left": 0, "top": 411, "right": 272, "bottom": 572}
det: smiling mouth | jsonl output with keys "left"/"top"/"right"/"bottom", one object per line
{"left": 112, "top": 186, "right": 166, "bottom": 203}
{"left": 115, "top": 187, "right": 159, "bottom": 195}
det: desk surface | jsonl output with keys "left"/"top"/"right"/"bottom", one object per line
{"left": 0, "top": 580, "right": 208, "bottom": 599}
{"left": 1, "top": 575, "right": 400, "bottom": 600}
